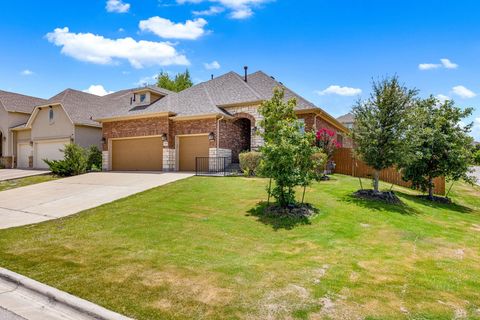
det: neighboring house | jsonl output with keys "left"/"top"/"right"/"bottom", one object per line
{"left": 0, "top": 90, "right": 46, "bottom": 168}
{"left": 337, "top": 112, "right": 355, "bottom": 130}
{"left": 12, "top": 89, "right": 105, "bottom": 169}
{"left": 97, "top": 70, "right": 351, "bottom": 172}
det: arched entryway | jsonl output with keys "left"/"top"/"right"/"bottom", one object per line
{"left": 230, "top": 117, "right": 252, "bottom": 163}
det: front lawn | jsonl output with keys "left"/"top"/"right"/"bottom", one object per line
{"left": 0, "top": 175, "right": 479, "bottom": 319}
{"left": 0, "top": 174, "right": 58, "bottom": 191}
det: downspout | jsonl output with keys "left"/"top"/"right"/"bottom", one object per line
{"left": 314, "top": 112, "right": 320, "bottom": 132}
{"left": 9, "top": 129, "right": 14, "bottom": 169}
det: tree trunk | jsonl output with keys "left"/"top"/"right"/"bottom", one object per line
{"left": 373, "top": 170, "right": 380, "bottom": 193}
{"left": 428, "top": 176, "right": 434, "bottom": 200}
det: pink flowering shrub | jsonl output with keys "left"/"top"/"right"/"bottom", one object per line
{"left": 316, "top": 128, "right": 341, "bottom": 160}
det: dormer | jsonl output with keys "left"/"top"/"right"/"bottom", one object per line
{"left": 131, "top": 88, "right": 166, "bottom": 106}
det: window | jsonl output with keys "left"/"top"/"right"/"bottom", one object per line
{"left": 140, "top": 93, "right": 147, "bottom": 103}
{"left": 298, "top": 119, "right": 305, "bottom": 134}
{"left": 337, "top": 133, "right": 343, "bottom": 147}
{"left": 48, "top": 109, "right": 54, "bottom": 124}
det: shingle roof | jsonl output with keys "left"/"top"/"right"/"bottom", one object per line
{"left": 337, "top": 113, "right": 355, "bottom": 124}
{"left": 45, "top": 89, "right": 109, "bottom": 126}
{"left": 100, "top": 70, "right": 323, "bottom": 119}
{"left": 0, "top": 90, "right": 46, "bottom": 114}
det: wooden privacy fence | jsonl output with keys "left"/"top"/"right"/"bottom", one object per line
{"left": 333, "top": 148, "right": 445, "bottom": 195}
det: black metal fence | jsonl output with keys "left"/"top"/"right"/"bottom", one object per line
{"left": 195, "top": 157, "right": 237, "bottom": 176}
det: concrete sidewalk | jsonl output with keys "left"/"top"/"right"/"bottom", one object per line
{"left": 0, "top": 169, "right": 50, "bottom": 182}
{"left": 0, "top": 171, "right": 193, "bottom": 229}
{"left": 0, "top": 268, "right": 132, "bottom": 320}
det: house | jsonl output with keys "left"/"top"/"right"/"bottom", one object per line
{"left": 0, "top": 90, "right": 46, "bottom": 168}
{"left": 337, "top": 112, "right": 355, "bottom": 130}
{"left": 97, "top": 69, "right": 351, "bottom": 172}
{"left": 11, "top": 89, "right": 105, "bottom": 169}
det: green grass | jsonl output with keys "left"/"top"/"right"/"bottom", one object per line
{"left": 0, "top": 175, "right": 479, "bottom": 320}
{"left": 0, "top": 174, "right": 58, "bottom": 191}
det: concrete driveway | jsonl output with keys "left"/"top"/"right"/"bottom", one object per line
{"left": 0, "top": 169, "right": 50, "bottom": 181}
{"left": 0, "top": 172, "right": 193, "bottom": 229}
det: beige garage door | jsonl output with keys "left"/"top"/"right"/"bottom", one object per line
{"left": 178, "top": 135, "right": 209, "bottom": 171}
{"left": 112, "top": 137, "right": 163, "bottom": 171}
{"left": 35, "top": 140, "right": 69, "bottom": 169}
{"left": 17, "top": 143, "right": 32, "bottom": 169}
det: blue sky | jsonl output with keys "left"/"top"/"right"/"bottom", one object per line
{"left": 1, "top": 0, "right": 479, "bottom": 140}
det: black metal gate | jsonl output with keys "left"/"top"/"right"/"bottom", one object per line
{"left": 195, "top": 157, "right": 236, "bottom": 176}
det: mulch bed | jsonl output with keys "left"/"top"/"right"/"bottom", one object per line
{"left": 264, "top": 203, "right": 317, "bottom": 218}
{"left": 354, "top": 189, "right": 402, "bottom": 204}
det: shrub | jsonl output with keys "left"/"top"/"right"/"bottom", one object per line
{"left": 239, "top": 151, "right": 262, "bottom": 176}
{"left": 86, "top": 145, "right": 102, "bottom": 171}
{"left": 311, "top": 152, "right": 328, "bottom": 180}
{"left": 44, "top": 143, "right": 87, "bottom": 176}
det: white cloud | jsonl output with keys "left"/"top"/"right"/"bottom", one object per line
{"left": 419, "top": 63, "right": 441, "bottom": 70}
{"left": 204, "top": 60, "right": 221, "bottom": 70}
{"left": 46, "top": 27, "right": 189, "bottom": 69}
{"left": 419, "top": 58, "right": 458, "bottom": 71}
{"left": 139, "top": 16, "right": 207, "bottom": 40}
{"left": 83, "top": 85, "right": 114, "bottom": 96}
{"left": 20, "top": 69, "right": 34, "bottom": 76}
{"left": 193, "top": 6, "right": 225, "bottom": 16}
{"left": 135, "top": 74, "right": 158, "bottom": 86}
{"left": 106, "top": 0, "right": 130, "bottom": 13}
{"left": 436, "top": 94, "right": 450, "bottom": 103}
{"left": 177, "top": 0, "right": 271, "bottom": 19}
{"left": 316, "top": 85, "right": 362, "bottom": 97}
{"left": 452, "top": 85, "right": 476, "bottom": 99}
{"left": 440, "top": 58, "right": 458, "bottom": 69}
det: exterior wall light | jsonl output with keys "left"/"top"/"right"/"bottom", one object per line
{"left": 29, "top": 141, "right": 33, "bottom": 147}
{"left": 208, "top": 132, "right": 215, "bottom": 141}
{"left": 161, "top": 133, "right": 168, "bottom": 142}
{"left": 101, "top": 137, "right": 106, "bottom": 144}
{"left": 252, "top": 126, "right": 258, "bottom": 134}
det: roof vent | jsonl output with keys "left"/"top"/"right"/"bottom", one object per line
{"left": 270, "top": 76, "right": 275, "bottom": 80}
{"left": 211, "top": 74, "right": 214, "bottom": 80}
{"left": 244, "top": 66, "right": 248, "bottom": 82}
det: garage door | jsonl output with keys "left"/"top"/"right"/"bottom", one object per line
{"left": 178, "top": 135, "right": 210, "bottom": 171}
{"left": 112, "top": 137, "right": 163, "bottom": 171}
{"left": 35, "top": 140, "right": 69, "bottom": 169}
{"left": 17, "top": 143, "right": 32, "bottom": 168}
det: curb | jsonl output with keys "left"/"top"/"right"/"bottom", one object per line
{"left": 0, "top": 268, "right": 133, "bottom": 320}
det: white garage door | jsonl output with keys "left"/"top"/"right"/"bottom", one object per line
{"left": 34, "top": 140, "right": 69, "bottom": 169}
{"left": 17, "top": 143, "right": 32, "bottom": 169}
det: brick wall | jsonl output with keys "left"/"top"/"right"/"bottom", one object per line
{"left": 219, "top": 118, "right": 250, "bottom": 162}
{"left": 102, "top": 117, "right": 169, "bottom": 151}
{"left": 298, "top": 113, "right": 353, "bottom": 148}
{"left": 171, "top": 118, "right": 217, "bottom": 148}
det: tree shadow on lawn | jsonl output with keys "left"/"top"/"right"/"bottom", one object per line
{"left": 342, "top": 190, "right": 472, "bottom": 215}
{"left": 246, "top": 202, "right": 317, "bottom": 231}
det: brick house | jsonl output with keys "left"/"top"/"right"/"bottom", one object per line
{"left": 97, "top": 70, "right": 351, "bottom": 172}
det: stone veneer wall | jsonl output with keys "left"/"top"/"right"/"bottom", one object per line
{"left": 0, "top": 156, "right": 13, "bottom": 168}
{"left": 162, "top": 148, "right": 175, "bottom": 171}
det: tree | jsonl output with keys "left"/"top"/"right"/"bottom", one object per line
{"left": 156, "top": 70, "right": 193, "bottom": 92}
{"left": 258, "top": 88, "right": 318, "bottom": 208}
{"left": 316, "top": 128, "right": 341, "bottom": 176}
{"left": 351, "top": 76, "right": 418, "bottom": 193}
{"left": 399, "top": 97, "right": 474, "bottom": 198}
{"left": 474, "top": 149, "right": 480, "bottom": 166}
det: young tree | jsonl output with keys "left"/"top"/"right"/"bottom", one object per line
{"left": 352, "top": 76, "right": 418, "bottom": 193}
{"left": 399, "top": 97, "right": 475, "bottom": 199}
{"left": 259, "top": 88, "right": 318, "bottom": 208}
{"left": 156, "top": 70, "right": 193, "bottom": 92}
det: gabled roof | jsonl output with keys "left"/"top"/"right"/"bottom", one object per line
{"left": 0, "top": 90, "right": 46, "bottom": 114}
{"left": 43, "top": 89, "right": 108, "bottom": 127}
{"left": 337, "top": 112, "right": 355, "bottom": 124}
{"left": 100, "top": 70, "right": 325, "bottom": 120}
